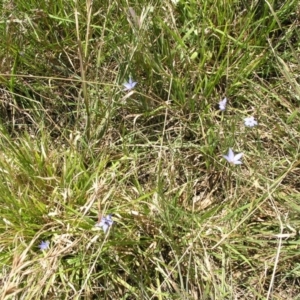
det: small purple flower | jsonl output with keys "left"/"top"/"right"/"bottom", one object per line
{"left": 219, "top": 97, "right": 227, "bottom": 111}
{"left": 244, "top": 116, "right": 257, "bottom": 127}
{"left": 123, "top": 77, "right": 137, "bottom": 91}
{"left": 95, "top": 215, "right": 113, "bottom": 233}
{"left": 223, "top": 148, "right": 243, "bottom": 165}
{"left": 39, "top": 240, "right": 50, "bottom": 251}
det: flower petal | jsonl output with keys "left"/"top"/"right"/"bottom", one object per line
{"left": 223, "top": 155, "right": 230, "bottom": 161}
{"left": 227, "top": 148, "right": 234, "bottom": 159}
{"left": 234, "top": 153, "right": 243, "bottom": 161}
{"left": 219, "top": 97, "right": 227, "bottom": 110}
{"left": 102, "top": 223, "right": 109, "bottom": 233}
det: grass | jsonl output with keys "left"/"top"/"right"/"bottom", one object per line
{"left": 0, "top": 0, "right": 300, "bottom": 299}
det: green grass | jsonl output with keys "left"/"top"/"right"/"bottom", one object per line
{"left": 1, "top": 0, "right": 300, "bottom": 299}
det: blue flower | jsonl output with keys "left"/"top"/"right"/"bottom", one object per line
{"left": 244, "top": 116, "right": 257, "bottom": 127}
{"left": 223, "top": 148, "right": 243, "bottom": 165}
{"left": 95, "top": 215, "right": 114, "bottom": 233}
{"left": 219, "top": 97, "right": 227, "bottom": 111}
{"left": 38, "top": 240, "right": 50, "bottom": 251}
{"left": 123, "top": 77, "right": 137, "bottom": 91}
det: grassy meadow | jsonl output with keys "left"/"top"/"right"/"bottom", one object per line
{"left": 1, "top": 0, "right": 300, "bottom": 299}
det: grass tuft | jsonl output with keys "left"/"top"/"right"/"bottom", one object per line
{"left": 1, "top": 0, "right": 300, "bottom": 299}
